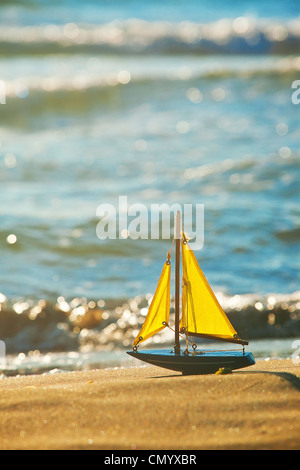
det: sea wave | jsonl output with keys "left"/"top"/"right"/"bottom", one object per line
{"left": 0, "top": 18, "right": 300, "bottom": 56}
{"left": 1, "top": 55, "right": 299, "bottom": 118}
{"left": 0, "top": 291, "right": 299, "bottom": 355}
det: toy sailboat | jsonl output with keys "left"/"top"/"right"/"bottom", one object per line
{"left": 127, "top": 211, "right": 255, "bottom": 375}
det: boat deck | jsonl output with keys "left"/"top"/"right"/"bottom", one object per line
{"left": 127, "top": 349, "right": 255, "bottom": 375}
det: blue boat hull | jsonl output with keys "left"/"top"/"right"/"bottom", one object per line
{"left": 127, "top": 349, "right": 255, "bottom": 375}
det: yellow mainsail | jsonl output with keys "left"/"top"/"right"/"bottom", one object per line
{"left": 133, "top": 256, "right": 171, "bottom": 347}
{"left": 181, "top": 240, "right": 247, "bottom": 345}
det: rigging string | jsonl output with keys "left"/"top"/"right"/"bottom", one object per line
{"left": 182, "top": 234, "right": 193, "bottom": 353}
{"left": 168, "top": 233, "right": 196, "bottom": 353}
{"left": 182, "top": 276, "right": 189, "bottom": 352}
{"left": 163, "top": 322, "right": 195, "bottom": 350}
{"left": 169, "top": 236, "right": 175, "bottom": 258}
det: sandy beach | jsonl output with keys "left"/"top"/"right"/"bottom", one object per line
{"left": 0, "top": 358, "right": 299, "bottom": 450}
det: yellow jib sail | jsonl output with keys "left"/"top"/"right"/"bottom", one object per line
{"left": 181, "top": 240, "right": 245, "bottom": 345}
{"left": 133, "top": 258, "right": 171, "bottom": 347}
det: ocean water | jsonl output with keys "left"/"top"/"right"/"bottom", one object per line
{"left": 0, "top": 0, "right": 299, "bottom": 374}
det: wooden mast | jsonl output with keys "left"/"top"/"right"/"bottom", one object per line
{"left": 174, "top": 210, "right": 181, "bottom": 354}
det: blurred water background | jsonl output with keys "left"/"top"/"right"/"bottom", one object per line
{"left": 0, "top": 0, "right": 299, "bottom": 375}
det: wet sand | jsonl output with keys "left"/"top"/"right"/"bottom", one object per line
{"left": 0, "top": 359, "right": 299, "bottom": 450}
